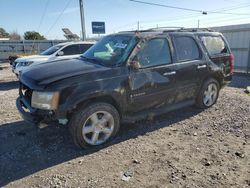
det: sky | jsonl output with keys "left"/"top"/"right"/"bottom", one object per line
{"left": 1, "top": 0, "right": 250, "bottom": 39}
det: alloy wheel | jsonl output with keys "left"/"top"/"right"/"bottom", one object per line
{"left": 82, "top": 111, "right": 115, "bottom": 145}
{"left": 203, "top": 83, "right": 218, "bottom": 107}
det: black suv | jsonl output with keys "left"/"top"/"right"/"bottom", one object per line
{"left": 16, "top": 28, "right": 234, "bottom": 148}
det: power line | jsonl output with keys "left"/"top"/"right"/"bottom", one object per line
{"left": 130, "top": 0, "right": 206, "bottom": 14}
{"left": 45, "top": 0, "right": 72, "bottom": 37}
{"left": 37, "top": 0, "right": 50, "bottom": 31}
{"left": 114, "top": 2, "right": 250, "bottom": 32}
{"left": 129, "top": 0, "right": 250, "bottom": 16}
{"left": 139, "top": 3, "right": 250, "bottom": 25}
{"left": 30, "top": 0, "right": 50, "bottom": 53}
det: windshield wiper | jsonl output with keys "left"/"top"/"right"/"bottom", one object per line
{"left": 80, "top": 56, "right": 106, "bottom": 66}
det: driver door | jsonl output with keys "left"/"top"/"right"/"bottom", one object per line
{"left": 127, "top": 37, "right": 178, "bottom": 112}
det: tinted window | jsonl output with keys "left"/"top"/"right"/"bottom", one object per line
{"left": 61, "top": 44, "right": 80, "bottom": 55}
{"left": 137, "top": 38, "right": 171, "bottom": 68}
{"left": 174, "top": 36, "right": 200, "bottom": 62}
{"left": 79, "top": 44, "right": 93, "bottom": 53}
{"left": 40, "top": 44, "right": 64, "bottom": 55}
{"left": 201, "top": 36, "right": 228, "bottom": 56}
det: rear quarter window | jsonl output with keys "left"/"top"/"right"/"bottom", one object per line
{"left": 200, "top": 36, "right": 229, "bottom": 56}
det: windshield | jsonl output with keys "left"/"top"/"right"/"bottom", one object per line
{"left": 40, "top": 44, "right": 64, "bottom": 55}
{"left": 82, "top": 35, "right": 137, "bottom": 67}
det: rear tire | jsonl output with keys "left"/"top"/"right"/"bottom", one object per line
{"left": 69, "top": 102, "right": 120, "bottom": 148}
{"left": 196, "top": 78, "right": 220, "bottom": 109}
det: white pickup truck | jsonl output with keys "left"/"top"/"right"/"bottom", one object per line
{"left": 12, "top": 41, "right": 95, "bottom": 75}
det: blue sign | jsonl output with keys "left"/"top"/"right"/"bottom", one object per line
{"left": 92, "top": 22, "right": 105, "bottom": 34}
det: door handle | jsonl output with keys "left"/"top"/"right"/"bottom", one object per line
{"left": 163, "top": 71, "right": 176, "bottom": 76}
{"left": 197, "top": 64, "right": 207, "bottom": 69}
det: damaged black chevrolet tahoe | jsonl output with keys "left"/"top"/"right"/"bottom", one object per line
{"left": 17, "top": 28, "right": 234, "bottom": 148}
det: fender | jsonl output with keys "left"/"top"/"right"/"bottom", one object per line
{"left": 58, "top": 75, "right": 128, "bottom": 114}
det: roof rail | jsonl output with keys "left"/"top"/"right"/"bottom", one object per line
{"left": 148, "top": 26, "right": 185, "bottom": 30}
{"left": 118, "top": 27, "right": 184, "bottom": 33}
{"left": 138, "top": 27, "right": 185, "bottom": 33}
{"left": 173, "top": 28, "right": 214, "bottom": 32}
{"left": 119, "top": 27, "right": 214, "bottom": 33}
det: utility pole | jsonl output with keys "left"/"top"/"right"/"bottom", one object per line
{"left": 79, "top": 0, "right": 86, "bottom": 41}
{"left": 137, "top": 21, "right": 140, "bottom": 31}
{"left": 198, "top": 19, "right": 200, "bottom": 28}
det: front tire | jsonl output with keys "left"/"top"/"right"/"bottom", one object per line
{"left": 69, "top": 102, "right": 120, "bottom": 148}
{"left": 196, "top": 78, "right": 220, "bottom": 108}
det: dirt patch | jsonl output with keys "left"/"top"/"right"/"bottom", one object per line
{"left": 0, "top": 63, "right": 249, "bottom": 187}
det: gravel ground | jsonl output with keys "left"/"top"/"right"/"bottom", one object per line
{"left": 0, "top": 62, "right": 249, "bottom": 188}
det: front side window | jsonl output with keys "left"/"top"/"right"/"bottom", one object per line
{"left": 40, "top": 44, "right": 64, "bottom": 55}
{"left": 200, "top": 36, "right": 228, "bottom": 56}
{"left": 61, "top": 44, "right": 80, "bottom": 55}
{"left": 137, "top": 38, "right": 171, "bottom": 68}
{"left": 82, "top": 35, "right": 137, "bottom": 67}
{"left": 173, "top": 36, "right": 200, "bottom": 62}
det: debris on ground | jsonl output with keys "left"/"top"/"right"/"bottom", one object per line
{"left": 121, "top": 170, "right": 134, "bottom": 182}
{"left": 235, "top": 151, "right": 245, "bottom": 158}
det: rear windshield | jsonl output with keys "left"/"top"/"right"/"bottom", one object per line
{"left": 200, "top": 36, "right": 229, "bottom": 56}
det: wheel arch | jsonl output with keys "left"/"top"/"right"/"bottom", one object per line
{"left": 70, "top": 95, "right": 122, "bottom": 118}
{"left": 201, "top": 72, "right": 223, "bottom": 89}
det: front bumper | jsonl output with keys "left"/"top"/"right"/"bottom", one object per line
{"left": 16, "top": 97, "right": 58, "bottom": 124}
{"left": 16, "top": 97, "right": 39, "bottom": 123}
{"left": 16, "top": 96, "right": 68, "bottom": 125}
{"left": 13, "top": 68, "right": 20, "bottom": 75}
{"left": 13, "top": 65, "right": 25, "bottom": 75}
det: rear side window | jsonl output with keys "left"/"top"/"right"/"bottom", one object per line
{"left": 173, "top": 36, "right": 200, "bottom": 62}
{"left": 200, "top": 36, "right": 228, "bottom": 56}
{"left": 61, "top": 44, "right": 80, "bottom": 55}
{"left": 79, "top": 44, "right": 93, "bottom": 54}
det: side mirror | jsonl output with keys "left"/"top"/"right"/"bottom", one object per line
{"left": 57, "top": 51, "right": 64, "bottom": 56}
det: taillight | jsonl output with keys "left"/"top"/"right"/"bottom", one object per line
{"left": 229, "top": 54, "right": 234, "bottom": 73}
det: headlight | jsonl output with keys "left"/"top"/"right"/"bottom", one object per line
{"left": 18, "top": 61, "right": 33, "bottom": 67}
{"left": 31, "top": 91, "right": 60, "bottom": 110}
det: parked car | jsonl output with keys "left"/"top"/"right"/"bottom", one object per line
{"left": 16, "top": 28, "right": 234, "bottom": 148}
{"left": 12, "top": 41, "right": 95, "bottom": 75}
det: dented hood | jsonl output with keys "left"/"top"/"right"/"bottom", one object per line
{"left": 20, "top": 58, "right": 109, "bottom": 89}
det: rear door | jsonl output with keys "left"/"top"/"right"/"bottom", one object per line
{"left": 171, "top": 34, "right": 206, "bottom": 102}
{"left": 128, "top": 37, "right": 178, "bottom": 112}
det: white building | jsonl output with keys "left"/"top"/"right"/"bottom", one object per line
{"left": 212, "top": 23, "right": 250, "bottom": 73}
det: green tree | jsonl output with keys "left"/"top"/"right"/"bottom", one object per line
{"left": 24, "top": 31, "right": 46, "bottom": 40}
{"left": 0, "top": 27, "right": 10, "bottom": 38}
